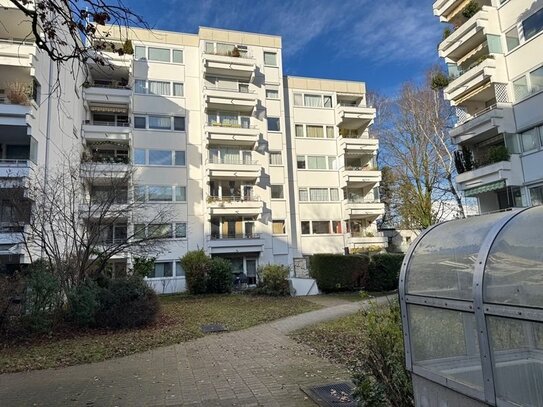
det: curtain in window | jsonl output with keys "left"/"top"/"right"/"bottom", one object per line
{"left": 310, "top": 188, "right": 329, "bottom": 202}
{"left": 299, "top": 189, "right": 308, "bottom": 201}
{"left": 148, "top": 116, "right": 171, "bottom": 129}
{"left": 304, "top": 94, "right": 322, "bottom": 107}
{"left": 307, "top": 156, "right": 327, "bottom": 169}
{"left": 219, "top": 112, "right": 238, "bottom": 126}
{"left": 330, "top": 188, "right": 339, "bottom": 201}
{"left": 326, "top": 126, "right": 334, "bottom": 138}
{"left": 270, "top": 153, "right": 282, "bottom": 165}
{"left": 295, "top": 125, "right": 304, "bottom": 137}
{"left": 149, "top": 81, "right": 170, "bottom": 96}
{"left": 217, "top": 43, "right": 233, "bottom": 56}
{"left": 272, "top": 221, "right": 285, "bottom": 234}
{"left": 306, "top": 126, "right": 324, "bottom": 138}
{"left": 293, "top": 93, "right": 303, "bottom": 106}
{"left": 173, "top": 83, "right": 184, "bottom": 96}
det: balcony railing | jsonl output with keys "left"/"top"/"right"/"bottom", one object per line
{"left": 208, "top": 195, "right": 260, "bottom": 203}
{"left": 87, "top": 82, "right": 131, "bottom": 90}
{"left": 207, "top": 121, "right": 257, "bottom": 129}
{"left": 347, "top": 198, "right": 381, "bottom": 204}
{"left": 345, "top": 165, "right": 377, "bottom": 171}
{"left": 208, "top": 157, "right": 258, "bottom": 165}
{"left": 87, "top": 120, "right": 130, "bottom": 127}
{"left": 209, "top": 233, "right": 260, "bottom": 240}
{"left": 204, "top": 50, "right": 253, "bottom": 59}
{"left": 0, "top": 225, "right": 25, "bottom": 233}
{"left": 204, "top": 85, "right": 255, "bottom": 94}
{"left": 82, "top": 155, "right": 130, "bottom": 164}
{"left": 457, "top": 103, "right": 497, "bottom": 125}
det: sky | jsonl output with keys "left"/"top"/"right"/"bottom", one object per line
{"left": 130, "top": 0, "right": 444, "bottom": 96}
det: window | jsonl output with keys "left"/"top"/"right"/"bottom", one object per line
{"left": 332, "top": 221, "right": 342, "bottom": 234}
{"left": 134, "top": 224, "right": 146, "bottom": 239}
{"left": 204, "top": 42, "right": 214, "bottom": 53}
{"left": 32, "top": 79, "right": 41, "bottom": 104}
{"left": 267, "top": 117, "right": 280, "bottom": 131}
{"left": 530, "top": 66, "right": 543, "bottom": 93}
{"left": 135, "top": 79, "right": 147, "bottom": 94}
{"left": 293, "top": 93, "right": 303, "bottom": 106}
{"left": 172, "top": 49, "right": 183, "bottom": 63}
{"left": 149, "top": 115, "right": 171, "bottom": 130}
{"left": 307, "top": 156, "right": 327, "bottom": 170}
{"left": 323, "top": 95, "right": 332, "bottom": 107}
{"left": 295, "top": 125, "right": 304, "bottom": 137}
{"left": 513, "top": 76, "right": 529, "bottom": 101}
{"left": 148, "top": 224, "right": 172, "bottom": 239}
{"left": 522, "top": 7, "right": 543, "bottom": 41}
{"left": 148, "top": 47, "right": 170, "bottom": 62}
{"left": 328, "top": 157, "right": 337, "bottom": 170}
{"left": 306, "top": 125, "right": 324, "bottom": 138}
{"left": 301, "top": 221, "right": 310, "bottom": 235}
{"left": 135, "top": 45, "right": 146, "bottom": 60}
{"left": 330, "top": 188, "right": 339, "bottom": 201}
{"left": 134, "top": 149, "right": 146, "bottom": 165}
{"left": 272, "top": 220, "right": 286, "bottom": 234}
{"left": 174, "top": 151, "right": 186, "bottom": 166}
{"left": 148, "top": 185, "right": 173, "bottom": 202}
{"left": 505, "top": 27, "right": 520, "bottom": 51}
{"left": 326, "top": 126, "right": 334, "bottom": 138}
{"left": 312, "top": 221, "right": 330, "bottom": 234}
{"left": 149, "top": 150, "right": 172, "bottom": 165}
{"left": 174, "top": 223, "right": 187, "bottom": 238}
{"left": 175, "top": 186, "right": 186, "bottom": 202}
{"left": 173, "top": 83, "right": 184, "bottom": 96}
{"left": 299, "top": 188, "right": 308, "bottom": 201}
{"left": 297, "top": 156, "right": 306, "bottom": 169}
{"left": 264, "top": 52, "right": 277, "bottom": 66}
{"left": 150, "top": 262, "right": 173, "bottom": 278}
{"left": 238, "top": 83, "right": 249, "bottom": 93}
{"left": 271, "top": 185, "right": 284, "bottom": 199}
{"left": 310, "top": 188, "right": 329, "bottom": 202}
{"left": 304, "top": 94, "right": 322, "bottom": 108}
{"left": 134, "top": 116, "right": 146, "bottom": 129}
{"left": 175, "top": 261, "right": 185, "bottom": 277}
{"left": 149, "top": 81, "right": 170, "bottom": 96}
{"left": 134, "top": 185, "right": 146, "bottom": 202}
{"left": 540, "top": 125, "right": 543, "bottom": 146}
{"left": 530, "top": 185, "right": 543, "bottom": 206}
{"left": 521, "top": 128, "right": 540, "bottom": 152}
{"left": 269, "top": 152, "right": 282, "bottom": 165}
{"left": 266, "top": 89, "right": 279, "bottom": 99}
{"left": 174, "top": 116, "right": 185, "bottom": 131}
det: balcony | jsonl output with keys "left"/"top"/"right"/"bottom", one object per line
{"left": 0, "top": 159, "right": 33, "bottom": 178}
{"left": 0, "top": 39, "right": 34, "bottom": 67}
{"left": 336, "top": 104, "right": 375, "bottom": 131}
{"left": 439, "top": 7, "right": 496, "bottom": 61}
{"left": 83, "top": 84, "right": 131, "bottom": 105}
{"left": 348, "top": 234, "right": 388, "bottom": 247}
{"left": 205, "top": 123, "right": 260, "bottom": 146}
{"left": 342, "top": 169, "right": 382, "bottom": 188}
{"left": 207, "top": 196, "right": 263, "bottom": 216}
{"left": 82, "top": 122, "right": 131, "bottom": 142}
{"left": 450, "top": 103, "right": 510, "bottom": 144}
{"left": 203, "top": 53, "right": 256, "bottom": 79}
{"left": 444, "top": 56, "right": 500, "bottom": 104}
{"left": 204, "top": 87, "right": 257, "bottom": 112}
{"left": 339, "top": 136, "right": 378, "bottom": 156}
{"left": 456, "top": 160, "right": 512, "bottom": 194}
{"left": 0, "top": 102, "right": 31, "bottom": 126}
{"left": 80, "top": 157, "right": 131, "bottom": 179}
{"left": 206, "top": 158, "right": 261, "bottom": 180}
{"left": 344, "top": 200, "right": 385, "bottom": 219}
{"left": 433, "top": 0, "right": 491, "bottom": 23}
{"left": 206, "top": 233, "right": 264, "bottom": 254}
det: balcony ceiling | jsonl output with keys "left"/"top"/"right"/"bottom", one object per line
{"left": 0, "top": 9, "right": 32, "bottom": 40}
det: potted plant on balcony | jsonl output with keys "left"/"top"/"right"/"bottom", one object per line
{"left": 231, "top": 46, "right": 241, "bottom": 58}
{"left": 6, "top": 82, "right": 32, "bottom": 106}
{"left": 121, "top": 39, "right": 134, "bottom": 55}
{"left": 487, "top": 145, "right": 510, "bottom": 164}
{"left": 462, "top": 1, "right": 482, "bottom": 19}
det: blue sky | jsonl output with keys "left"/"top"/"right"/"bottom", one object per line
{"left": 131, "top": 0, "right": 443, "bottom": 95}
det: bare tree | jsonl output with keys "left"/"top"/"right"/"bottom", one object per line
{"left": 372, "top": 74, "right": 466, "bottom": 229}
{"left": 8, "top": 0, "right": 145, "bottom": 66}
{"left": 3, "top": 157, "right": 173, "bottom": 296}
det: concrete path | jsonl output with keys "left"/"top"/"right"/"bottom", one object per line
{"left": 0, "top": 295, "right": 394, "bottom": 407}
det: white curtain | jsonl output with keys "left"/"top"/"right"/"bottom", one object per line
{"left": 149, "top": 81, "right": 170, "bottom": 96}
{"left": 304, "top": 94, "right": 322, "bottom": 107}
{"left": 310, "top": 188, "right": 329, "bottom": 202}
{"left": 149, "top": 116, "right": 171, "bottom": 129}
{"left": 307, "top": 156, "right": 327, "bottom": 169}
{"left": 306, "top": 126, "right": 324, "bottom": 138}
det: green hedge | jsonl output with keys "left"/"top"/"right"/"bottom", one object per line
{"left": 367, "top": 253, "right": 405, "bottom": 292}
{"left": 309, "top": 254, "right": 369, "bottom": 292}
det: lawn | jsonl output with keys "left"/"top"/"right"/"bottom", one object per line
{"left": 321, "top": 290, "right": 393, "bottom": 303}
{"left": 0, "top": 294, "right": 321, "bottom": 373}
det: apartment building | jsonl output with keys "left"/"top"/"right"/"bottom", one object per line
{"left": 0, "top": 2, "right": 384, "bottom": 292}
{"left": 434, "top": 0, "right": 543, "bottom": 213}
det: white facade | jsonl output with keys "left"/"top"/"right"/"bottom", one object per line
{"left": 434, "top": 0, "right": 543, "bottom": 213}
{"left": 0, "top": 16, "right": 384, "bottom": 291}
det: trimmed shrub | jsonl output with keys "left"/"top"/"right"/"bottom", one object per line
{"left": 94, "top": 277, "right": 160, "bottom": 329}
{"left": 367, "top": 254, "right": 405, "bottom": 292}
{"left": 208, "top": 257, "right": 233, "bottom": 293}
{"left": 180, "top": 250, "right": 211, "bottom": 294}
{"left": 353, "top": 301, "right": 414, "bottom": 406}
{"left": 309, "top": 254, "right": 369, "bottom": 293}
{"left": 253, "top": 264, "right": 290, "bottom": 296}
{"left": 66, "top": 280, "right": 102, "bottom": 327}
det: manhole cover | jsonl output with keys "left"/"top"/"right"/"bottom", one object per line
{"left": 201, "top": 323, "right": 228, "bottom": 333}
{"left": 302, "top": 382, "right": 356, "bottom": 406}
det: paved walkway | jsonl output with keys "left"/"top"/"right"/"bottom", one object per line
{"left": 0, "top": 296, "right": 393, "bottom": 407}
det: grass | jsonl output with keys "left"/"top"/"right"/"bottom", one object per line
{"left": 321, "top": 290, "right": 393, "bottom": 303}
{"left": 0, "top": 294, "right": 321, "bottom": 373}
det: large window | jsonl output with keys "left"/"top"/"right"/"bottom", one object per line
{"left": 292, "top": 93, "right": 333, "bottom": 108}
{"left": 148, "top": 185, "right": 173, "bottom": 202}
{"left": 312, "top": 221, "right": 330, "bottom": 234}
{"left": 135, "top": 46, "right": 183, "bottom": 64}
{"left": 136, "top": 185, "right": 186, "bottom": 202}
{"left": 266, "top": 89, "right": 279, "bottom": 99}
{"left": 521, "top": 128, "right": 540, "bottom": 152}
{"left": 297, "top": 155, "right": 337, "bottom": 170}
{"left": 530, "top": 185, "right": 543, "bottom": 206}
{"left": 306, "top": 125, "right": 324, "bottom": 138}
{"left": 299, "top": 188, "right": 340, "bottom": 202}
{"left": 304, "top": 94, "right": 323, "bottom": 108}
{"left": 150, "top": 262, "right": 173, "bottom": 278}
{"left": 295, "top": 124, "right": 335, "bottom": 138}
{"left": 513, "top": 76, "right": 529, "bottom": 101}
{"left": 530, "top": 66, "right": 543, "bottom": 93}
{"left": 134, "top": 115, "right": 185, "bottom": 131}
{"left": 134, "top": 149, "right": 185, "bottom": 166}
{"left": 148, "top": 47, "right": 171, "bottom": 62}
{"left": 522, "top": 7, "right": 543, "bottom": 41}
{"left": 149, "top": 81, "right": 170, "bottom": 96}
{"left": 149, "top": 116, "right": 171, "bottom": 130}
{"left": 149, "top": 150, "right": 172, "bottom": 165}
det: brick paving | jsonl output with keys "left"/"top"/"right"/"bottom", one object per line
{"left": 0, "top": 296, "right": 393, "bottom": 406}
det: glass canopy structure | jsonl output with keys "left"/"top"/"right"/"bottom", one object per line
{"left": 400, "top": 207, "right": 543, "bottom": 406}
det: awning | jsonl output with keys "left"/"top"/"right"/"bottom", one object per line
{"left": 464, "top": 180, "right": 505, "bottom": 197}
{"left": 90, "top": 105, "right": 128, "bottom": 114}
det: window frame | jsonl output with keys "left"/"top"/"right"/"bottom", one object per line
{"left": 267, "top": 117, "right": 281, "bottom": 132}
{"left": 266, "top": 89, "right": 279, "bottom": 99}
{"left": 272, "top": 220, "right": 286, "bottom": 235}
{"left": 263, "top": 51, "right": 277, "bottom": 67}
{"left": 271, "top": 185, "right": 284, "bottom": 199}
{"left": 269, "top": 151, "right": 283, "bottom": 165}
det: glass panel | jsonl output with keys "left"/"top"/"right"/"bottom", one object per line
{"left": 532, "top": 186, "right": 543, "bottom": 206}
{"left": 204, "top": 42, "right": 214, "bottom": 54}
{"left": 488, "top": 316, "right": 543, "bottom": 406}
{"left": 306, "top": 125, "right": 324, "bottom": 138}
{"left": 175, "top": 186, "right": 186, "bottom": 202}
{"left": 272, "top": 220, "right": 285, "bottom": 234}
{"left": 521, "top": 128, "right": 539, "bottom": 152}
{"left": 29, "top": 137, "right": 38, "bottom": 163}
{"left": 149, "top": 116, "right": 171, "bottom": 130}
{"left": 307, "top": 156, "right": 327, "bottom": 169}
{"left": 174, "top": 151, "right": 185, "bottom": 166}
{"left": 172, "top": 49, "right": 183, "bottom": 63}
{"left": 309, "top": 188, "right": 329, "bottom": 202}
{"left": 267, "top": 118, "right": 280, "bottom": 131}
{"left": 134, "top": 116, "right": 146, "bottom": 129}
{"left": 134, "top": 185, "right": 146, "bottom": 202}
{"left": 293, "top": 93, "right": 303, "bottom": 106}
{"left": 484, "top": 206, "right": 543, "bottom": 307}
{"left": 148, "top": 186, "right": 173, "bottom": 202}
{"left": 301, "top": 221, "right": 310, "bottom": 234}
{"left": 312, "top": 221, "right": 330, "bottom": 234}
{"left": 173, "top": 116, "right": 185, "bottom": 131}
{"left": 409, "top": 305, "right": 483, "bottom": 391}
{"left": 530, "top": 66, "right": 543, "bottom": 93}
{"left": 175, "top": 261, "right": 185, "bottom": 277}
{"left": 269, "top": 152, "right": 282, "bottom": 165}
{"left": 330, "top": 188, "right": 339, "bottom": 201}
{"left": 523, "top": 7, "right": 543, "bottom": 40}
{"left": 134, "top": 149, "right": 146, "bottom": 165}
{"left": 505, "top": 27, "right": 520, "bottom": 51}
{"left": 407, "top": 211, "right": 510, "bottom": 300}
{"left": 148, "top": 224, "right": 172, "bottom": 238}
{"left": 266, "top": 89, "right": 278, "bottom": 99}
{"left": 263, "top": 52, "right": 277, "bottom": 66}
{"left": 326, "top": 126, "right": 334, "bottom": 138}
{"left": 332, "top": 221, "right": 342, "bottom": 234}
{"left": 504, "top": 133, "right": 522, "bottom": 154}
{"left": 513, "top": 76, "right": 529, "bottom": 101}
{"left": 134, "top": 224, "right": 146, "bottom": 239}
{"left": 271, "top": 185, "right": 283, "bottom": 199}
{"left": 299, "top": 188, "right": 308, "bottom": 201}
{"left": 134, "top": 79, "right": 147, "bottom": 94}
{"left": 297, "top": 156, "right": 306, "bottom": 169}
{"left": 295, "top": 125, "right": 304, "bottom": 137}
{"left": 328, "top": 157, "right": 337, "bottom": 170}
{"left": 173, "top": 83, "right": 184, "bottom": 96}
{"left": 148, "top": 81, "right": 170, "bottom": 96}
{"left": 148, "top": 47, "right": 170, "bottom": 62}
{"left": 152, "top": 262, "right": 173, "bottom": 278}
{"left": 149, "top": 150, "right": 171, "bottom": 165}
{"left": 174, "top": 223, "right": 187, "bottom": 238}
{"left": 487, "top": 34, "right": 503, "bottom": 54}
{"left": 134, "top": 46, "right": 146, "bottom": 60}
{"left": 323, "top": 96, "right": 332, "bottom": 107}
{"left": 304, "top": 94, "right": 323, "bottom": 108}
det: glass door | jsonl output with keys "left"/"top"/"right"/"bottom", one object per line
{"left": 243, "top": 185, "right": 253, "bottom": 201}
{"left": 246, "top": 259, "right": 257, "bottom": 285}
{"left": 245, "top": 221, "right": 254, "bottom": 238}
{"left": 242, "top": 150, "right": 252, "bottom": 164}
